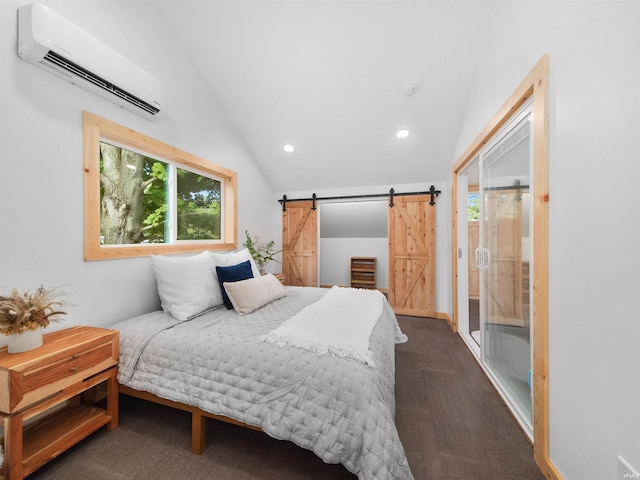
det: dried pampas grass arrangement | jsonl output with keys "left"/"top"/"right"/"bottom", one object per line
{"left": 0, "top": 285, "right": 68, "bottom": 335}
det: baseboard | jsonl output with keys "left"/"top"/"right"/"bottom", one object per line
{"left": 435, "top": 311, "right": 457, "bottom": 331}
{"left": 434, "top": 311, "right": 450, "bottom": 322}
{"left": 536, "top": 450, "right": 564, "bottom": 480}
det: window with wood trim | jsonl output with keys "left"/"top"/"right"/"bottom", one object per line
{"left": 83, "top": 112, "right": 238, "bottom": 261}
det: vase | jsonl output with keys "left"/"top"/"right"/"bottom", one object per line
{"left": 7, "top": 328, "right": 43, "bottom": 354}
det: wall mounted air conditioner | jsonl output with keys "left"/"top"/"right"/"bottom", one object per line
{"left": 17, "top": 2, "right": 166, "bottom": 120}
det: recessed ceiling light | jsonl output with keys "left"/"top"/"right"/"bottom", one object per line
{"left": 396, "top": 129, "right": 410, "bottom": 140}
{"left": 283, "top": 144, "right": 295, "bottom": 153}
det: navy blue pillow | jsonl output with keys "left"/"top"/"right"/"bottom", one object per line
{"left": 216, "top": 260, "right": 254, "bottom": 309}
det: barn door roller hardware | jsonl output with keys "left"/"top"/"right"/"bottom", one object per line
{"left": 278, "top": 185, "right": 441, "bottom": 212}
{"left": 427, "top": 185, "right": 439, "bottom": 206}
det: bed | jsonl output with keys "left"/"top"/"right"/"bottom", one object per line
{"left": 111, "top": 250, "right": 414, "bottom": 480}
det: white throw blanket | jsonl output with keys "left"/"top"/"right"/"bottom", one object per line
{"left": 261, "top": 286, "right": 385, "bottom": 367}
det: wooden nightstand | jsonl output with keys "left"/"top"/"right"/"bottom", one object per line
{"left": 0, "top": 326, "right": 119, "bottom": 480}
{"left": 274, "top": 273, "right": 286, "bottom": 285}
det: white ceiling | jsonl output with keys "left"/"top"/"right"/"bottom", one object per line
{"left": 158, "top": 1, "right": 493, "bottom": 193}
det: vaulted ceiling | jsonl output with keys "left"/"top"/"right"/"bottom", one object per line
{"left": 158, "top": 1, "right": 493, "bottom": 193}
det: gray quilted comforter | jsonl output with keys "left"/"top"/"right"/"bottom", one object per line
{"left": 112, "top": 286, "right": 413, "bottom": 480}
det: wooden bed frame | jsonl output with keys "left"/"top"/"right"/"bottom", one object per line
{"left": 119, "top": 384, "right": 263, "bottom": 454}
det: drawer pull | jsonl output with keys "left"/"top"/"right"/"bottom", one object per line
{"left": 70, "top": 367, "right": 78, "bottom": 372}
{"left": 72, "top": 354, "right": 80, "bottom": 360}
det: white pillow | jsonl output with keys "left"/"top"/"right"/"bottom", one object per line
{"left": 150, "top": 251, "right": 221, "bottom": 320}
{"left": 209, "top": 248, "right": 261, "bottom": 277}
{"left": 223, "top": 273, "right": 286, "bottom": 315}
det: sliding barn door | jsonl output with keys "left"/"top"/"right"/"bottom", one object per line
{"left": 388, "top": 195, "right": 436, "bottom": 317}
{"left": 282, "top": 201, "right": 318, "bottom": 287}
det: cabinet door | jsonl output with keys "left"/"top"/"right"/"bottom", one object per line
{"left": 282, "top": 201, "right": 317, "bottom": 287}
{"left": 388, "top": 195, "right": 435, "bottom": 317}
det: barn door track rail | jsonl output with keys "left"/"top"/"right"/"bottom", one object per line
{"left": 278, "top": 185, "right": 441, "bottom": 212}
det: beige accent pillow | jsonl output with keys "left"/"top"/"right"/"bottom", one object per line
{"left": 223, "top": 273, "right": 286, "bottom": 315}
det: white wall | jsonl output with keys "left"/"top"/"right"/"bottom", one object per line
{"left": 320, "top": 238, "right": 388, "bottom": 288}
{"left": 0, "top": 1, "right": 280, "bottom": 340}
{"left": 453, "top": 2, "right": 640, "bottom": 479}
{"left": 319, "top": 200, "right": 388, "bottom": 287}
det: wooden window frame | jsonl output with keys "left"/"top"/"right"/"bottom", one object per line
{"left": 83, "top": 111, "right": 238, "bottom": 261}
{"left": 451, "top": 55, "right": 558, "bottom": 479}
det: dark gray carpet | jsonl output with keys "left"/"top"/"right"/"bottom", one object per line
{"left": 26, "top": 316, "right": 544, "bottom": 480}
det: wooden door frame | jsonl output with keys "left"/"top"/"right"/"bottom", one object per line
{"left": 451, "top": 54, "right": 558, "bottom": 479}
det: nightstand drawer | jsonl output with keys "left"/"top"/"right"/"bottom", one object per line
{"left": 0, "top": 327, "right": 118, "bottom": 414}
{"left": 22, "top": 341, "right": 114, "bottom": 392}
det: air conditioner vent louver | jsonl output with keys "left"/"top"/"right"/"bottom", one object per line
{"left": 43, "top": 51, "right": 160, "bottom": 116}
{"left": 18, "top": 3, "right": 166, "bottom": 120}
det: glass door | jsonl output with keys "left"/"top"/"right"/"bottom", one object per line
{"left": 480, "top": 110, "right": 533, "bottom": 431}
{"left": 456, "top": 158, "right": 481, "bottom": 355}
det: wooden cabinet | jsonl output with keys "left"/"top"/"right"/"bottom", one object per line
{"left": 350, "top": 257, "right": 376, "bottom": 289}
{"left": 0, "top": 326, "right": 119, "bottom": 480}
